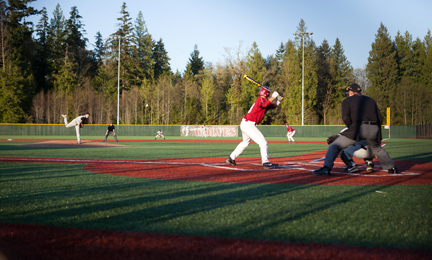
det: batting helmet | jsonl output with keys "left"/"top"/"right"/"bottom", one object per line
{"left": 258, "top": 86, "right": 271, "bottom": 98}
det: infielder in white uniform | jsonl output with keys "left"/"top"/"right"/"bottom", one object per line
{"left": 62, "top": 113, "right": 90, "bottom": 144}
{"left": 226, "top": 85, "right": 281, "bottom": 169}
{"left": 155, "top": 130, "right": 165, "bottom": 140}
{"left": 286, "top": 123, "right": 296, "bottom": 143}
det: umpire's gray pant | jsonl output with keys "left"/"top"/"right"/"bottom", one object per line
{"left": 323, "top": 124, "right": 396, "bottom": 170}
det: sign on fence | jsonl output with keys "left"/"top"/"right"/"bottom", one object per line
{"left": 180, "top": 125, "right": 238, "bottom": 137}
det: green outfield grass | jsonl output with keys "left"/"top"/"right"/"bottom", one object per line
{"left": 0, "top": 138, "right": 431, "bottom": 250}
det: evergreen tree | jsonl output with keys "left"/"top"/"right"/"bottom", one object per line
{"left": 134, "top": 11, "right": 154, "bottom": 84}
{"left": 329, "top": 38, "right": 352, "bottom": 100}
{"left": 47, "top": 4, "right": 67, "bottom": 77}
{"left": 93, "top": 31, "right": 104, "bottom": 64}
{"left": 243, "top": 41, "right": 266, "bottom": 112}
{"left": 152, "top": 38, "right": 171, "bottom": 79}
{"left": 185, "top": 44, "right": 204, "bottom": 79}
{"left": 303, "top": 38, "right": 318, "bottom": 124}
{"left": 0, "top": 0, "right": 7, "bottom": 70}
{"left": 109, "top": 2, "right": 136, "bottom": 91}
{"left": 87, "top": 31, "right": 104, "bottom": 78}
{"left": 53, "top": 53, "right": 77, "bottom": 94}
{"left": 0, "top": 63, "right": 33, "bottom": 122}
{"left": 0, "top": 0, "right": 38, "bottom": 122}
{"left": 65, "top": 6, "right": 88, "bottom": 81}
{"left": 278, "top": 39, "right": 301, "bottom": 124}
{"left": 367, "top": 23, "right": 399, "bottom": 117}
{"left": 275, "top": 42, "right": 285, "bottom": 61}
{"left": 34, "top": 7, "right": 49, "bottom": 92}
{"left": 315, "top": 39, "right": 332, "bottom": 124}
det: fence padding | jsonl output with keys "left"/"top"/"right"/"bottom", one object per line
{"left": 0, "top": 124, "right": 418, "bottom": 138}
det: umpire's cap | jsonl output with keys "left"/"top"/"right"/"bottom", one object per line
{"left": 345, "top": 83, "right": 362, "bottom": 93}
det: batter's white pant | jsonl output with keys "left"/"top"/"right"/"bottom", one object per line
{"left": 230, "top": 119, "right": 269, "bottom": 164}
{"left": 64, "top": 117, "right": 81, "bottom": 143}
{"left": 287, "top": 130, "right": 296, "bottom": 142}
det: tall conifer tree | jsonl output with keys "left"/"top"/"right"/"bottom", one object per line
{"left": 152, "top": 38, "right": 171, "bottom": 79}
{"left": 367, "top": 23, "right": 399, "bottom": 117}
{"left": 134, "top": 11, "right": 154, "bottom": 84}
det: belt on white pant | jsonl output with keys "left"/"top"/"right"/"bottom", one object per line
{"left": 242, "top": 118, "right": 256, "bottom": 124}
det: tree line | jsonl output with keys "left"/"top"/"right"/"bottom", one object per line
{"left": 1, "top": 0, "right": 431, "bottom": 126}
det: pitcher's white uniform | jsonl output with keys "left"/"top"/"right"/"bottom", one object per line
{"left": 63, "top": 114, "right": 88, "bottom": 144}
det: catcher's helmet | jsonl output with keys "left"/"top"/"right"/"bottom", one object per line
{"left": 258, "top": 86, "right": 271, "bottom": 98}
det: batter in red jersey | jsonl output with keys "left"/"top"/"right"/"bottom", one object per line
{"left": 286, "top": 123, "right": 295, "bottom": 143}
{"left": 226, "top": 86, "right": 281, "bottom": 169}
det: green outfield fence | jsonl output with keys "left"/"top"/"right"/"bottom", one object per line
{"left": 0, "top": 124, "right": 423, "bottom": 139}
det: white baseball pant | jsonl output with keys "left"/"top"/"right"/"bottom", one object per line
{"left": 64, "top": 117, "right": 81, "bottom": 143}
{"left": 230, "top": 119, "right": 269, "bottom": 164}
{"left": 287, "top": 130, "right": 295, "bottom": 142}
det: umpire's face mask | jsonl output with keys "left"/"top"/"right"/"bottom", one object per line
{"left": 344, "top": 86, "right": 350, "bottom": 97}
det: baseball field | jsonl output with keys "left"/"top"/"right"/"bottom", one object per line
{"left": 0, "top": 136, "right": 431, "bottom": 259}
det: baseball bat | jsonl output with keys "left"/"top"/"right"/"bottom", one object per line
{"left": 244, "top": 74, "right": 284, "bottom": 101}
{"left": 243, "top": 75, "right": 261, "bottom": 87}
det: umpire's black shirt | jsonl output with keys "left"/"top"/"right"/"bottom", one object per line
{"left": 340, "top": 94, "right": 383, "bottom": 141}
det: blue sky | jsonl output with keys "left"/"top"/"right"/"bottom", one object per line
{"left": 29, "top": 0, "right": 432, "bottom": 73}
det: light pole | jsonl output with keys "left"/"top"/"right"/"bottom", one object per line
{"left": 293, "top": 31, "right": 312, "bottom": 126}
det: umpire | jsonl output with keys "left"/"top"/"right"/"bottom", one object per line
{"left": 313, "top": 83, "right": 397, "bottom": 175}
{"left": 103, "top": 122, "right": 118, "bottom": 142}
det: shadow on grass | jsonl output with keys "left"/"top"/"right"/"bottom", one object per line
{"left": 1, "top": 162, "right": 431, "bottom": 250}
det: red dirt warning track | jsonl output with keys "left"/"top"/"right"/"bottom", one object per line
{"left": 1, "top": 222, "right": 430, "bottom": 260}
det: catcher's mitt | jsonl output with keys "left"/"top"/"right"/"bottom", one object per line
{"left": 327, "top": 135, "right": 339, "bottom": 145}
{"left": 79, "top": 123, "right": 84, "bottom": 128}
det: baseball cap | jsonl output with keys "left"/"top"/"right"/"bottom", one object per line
{"left": 345, "top": 83, "right": 362, "bottom": 93}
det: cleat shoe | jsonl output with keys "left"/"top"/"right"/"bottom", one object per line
{"left": 263, "top": 162, "right": 278, "bottom": 169}
{"left": 312, "top": 167, "right": 331, "bottom": 176}
{"left": 388, "top": 166, "right": 398, "bottom": 174}
{"left": 342, "top": 167, "right": 349, "bottom": 172}
{"left": 366, "top": 162, "right": 374, "bottom": 172}
{"left": 62, "top": 114, "right": 67, "bottom": 118}
{"left": 347, "top": 165, "right": 359, "bottom": 173}
{"left": 226, "top": 157, "right": 236, "bottom": 166}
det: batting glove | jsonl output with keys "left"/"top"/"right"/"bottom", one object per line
{"left": 272, "top": 92, "right": 279, "bottom": 98}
